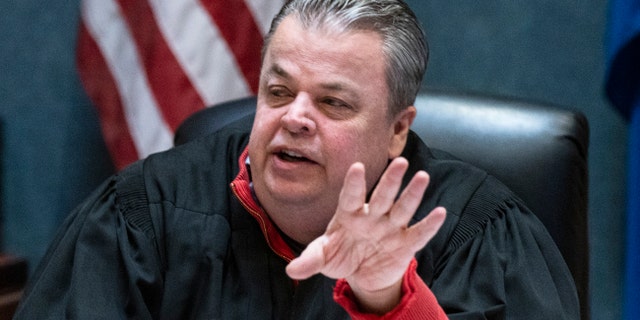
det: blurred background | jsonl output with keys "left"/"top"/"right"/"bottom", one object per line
{"left": 0, "top": 0, "right": 631, "bottom": 319}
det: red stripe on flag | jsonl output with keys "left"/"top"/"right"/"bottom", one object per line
{"left": 199, "top": 0, "right": 264, "bottom": 93}
{"left": 76, "top": 21, "right": 139, "bottom": 170}
{"left": 116, "top": 0, "right": 206, "bottom": 130}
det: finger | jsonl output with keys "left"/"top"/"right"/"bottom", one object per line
{"left": 286, "top": 235, "right": 329, "bottom": 280}
{"left": 406, "top": 207, "right": 447, "bottom": 252}
{"left": 389, "top": 170, "right": 430, "bottom": 227}
{"left": 337, "top": 162, "right": 367, "bottom": 214}
{"left": 368, "top": 157, "right": 409, "bottom": 217}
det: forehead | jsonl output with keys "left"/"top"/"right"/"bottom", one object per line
{"left": 268, "top": 16, "right": 384, "bottom": 68}
{"left": 263, "top": 15, "right": 388, "bottom": 92}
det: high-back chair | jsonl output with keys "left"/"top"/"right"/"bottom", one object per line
{"left": 174, "top": 89, "right": 590, "bottom": 319}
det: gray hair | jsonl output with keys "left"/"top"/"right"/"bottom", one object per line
{"left": 262, "top": 0, "right": 429, "bottom": 116}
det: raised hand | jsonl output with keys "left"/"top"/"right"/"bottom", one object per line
{"left": 286, "top": 157, "right": 447, "bottom": 314}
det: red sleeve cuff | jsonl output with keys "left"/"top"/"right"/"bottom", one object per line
{"left": 333, "top": 259, "right": 447, "bottom": 320}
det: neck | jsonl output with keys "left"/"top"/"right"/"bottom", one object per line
{"left": 261, "top": 200, "right": 334, "bottom": 245}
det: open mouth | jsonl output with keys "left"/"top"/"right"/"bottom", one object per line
{"left": 277, "top": 150, "right": 313, "bottom": 163}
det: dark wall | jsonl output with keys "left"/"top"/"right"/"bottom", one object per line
{"left": 0, "top": 1, "right": 627, "bottom": 319}
{"left": 0, "top": 0, "right": 114, "bottom": 274}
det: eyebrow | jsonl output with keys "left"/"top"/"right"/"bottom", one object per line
{"left": 264, "top": 62, "right": 360, "bottom": 100}
{"left": 264, "top": 63, "right": 291, "bottom": 81}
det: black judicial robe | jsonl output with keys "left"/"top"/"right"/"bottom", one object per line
{"left": 14, "top": 115, "right": 580, "bottom": 319}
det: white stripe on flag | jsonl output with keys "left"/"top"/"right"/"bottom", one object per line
{"left": 82, "top": 0, "right": 174, "bottom": 158}
{"left": 245, "top": 0, "right": 286, "bottom": 34}
{"left": 148, "top": 0, "right": 252, "bottom": 106}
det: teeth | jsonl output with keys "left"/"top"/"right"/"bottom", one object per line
{"left": 279, "top": 149, "right": 310, "bottom": 163}
{"left": 282, "top": 150, "right": 303, "bottom": 158}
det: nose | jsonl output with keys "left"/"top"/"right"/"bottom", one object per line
{"left": 280, "top": 95, "right": 317, "bottom": 135}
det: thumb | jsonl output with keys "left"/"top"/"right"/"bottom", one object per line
{"left": 286, "top": 235, "right": 328, "bottom": 280}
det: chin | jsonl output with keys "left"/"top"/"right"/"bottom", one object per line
{"left": 267, "top": 182, "right": 320, "bottom": 205}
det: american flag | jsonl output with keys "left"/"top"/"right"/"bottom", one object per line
{"left": 77, "top": 0, "right": 284, "bottom": 170}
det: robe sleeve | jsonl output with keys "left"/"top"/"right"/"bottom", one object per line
{"left": 429, "top": 177, "right": 581, "bottom": 319}
{"left": 13, "top": 162, "right": 163, "bottom": 319}
{"left": 334, "top": 259, "right": 448, "bottom": 320}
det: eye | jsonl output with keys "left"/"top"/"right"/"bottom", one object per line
{"left": 321, "top": 97, "right": 352, "bottom": 110}
{"left": 319, "top": 97, "right": 356, "bottom": 119}
{"left": 264, "top": 85, "right": 295, "bottom": 107}
{"left": 269, "top": 86, "right": 291, "bottom": 98}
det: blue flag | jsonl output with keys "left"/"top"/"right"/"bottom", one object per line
{"left": 605, "top": 0, "right": 640, "bottom": 318}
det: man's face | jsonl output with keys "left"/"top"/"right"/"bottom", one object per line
{"left": 248, "top": 16, "right": 414, "bottom": 227}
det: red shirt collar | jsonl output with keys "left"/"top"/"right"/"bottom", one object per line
{"left": 230, "top": 147, "right": 297, "bottom": 262}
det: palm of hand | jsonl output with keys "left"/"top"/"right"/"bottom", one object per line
{"left": 286, "top": 157, "right": 446, "bottom": 295}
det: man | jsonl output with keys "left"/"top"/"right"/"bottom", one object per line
{"left": 14, "top": 0, "right": 580, "bottom": 319}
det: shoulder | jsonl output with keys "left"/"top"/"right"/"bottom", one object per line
{"left": 404, "top": 131, "right": 533, "bottom": 259}
{"left": 143, "top": 114, "right": 252, "bottom": 181}
{"left": 404, "top": 130, "right": 525, "bottom": 222}
{"left": 114, "top": 115, "right": 252, "bottom": 220}
{"left": 403, "top": 131, "right": 494, "bottom": 222}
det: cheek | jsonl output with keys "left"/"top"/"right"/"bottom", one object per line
{"left": 334, "top": 124, "right": 393, "bottom": 182}
{"left": 323, "top": 128, "right": 357, "bottom": 157}
{"left": 319, "top": 131, "right": 356, "bottom": 180}
{"left": 323, "top": 127, "right": 385, "bottom": 170}
{"left": 324, "top": 132, "right": 390, "bottom": 194}
{"left": 248, "top": 111, "right": 276, "bottom": 164}
{"left": 250, "top": 109, "right": 278, "bottom": 142}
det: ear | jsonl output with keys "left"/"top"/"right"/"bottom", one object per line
{"left": 387, "top": 106, "right": 416, "bottom": 159}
